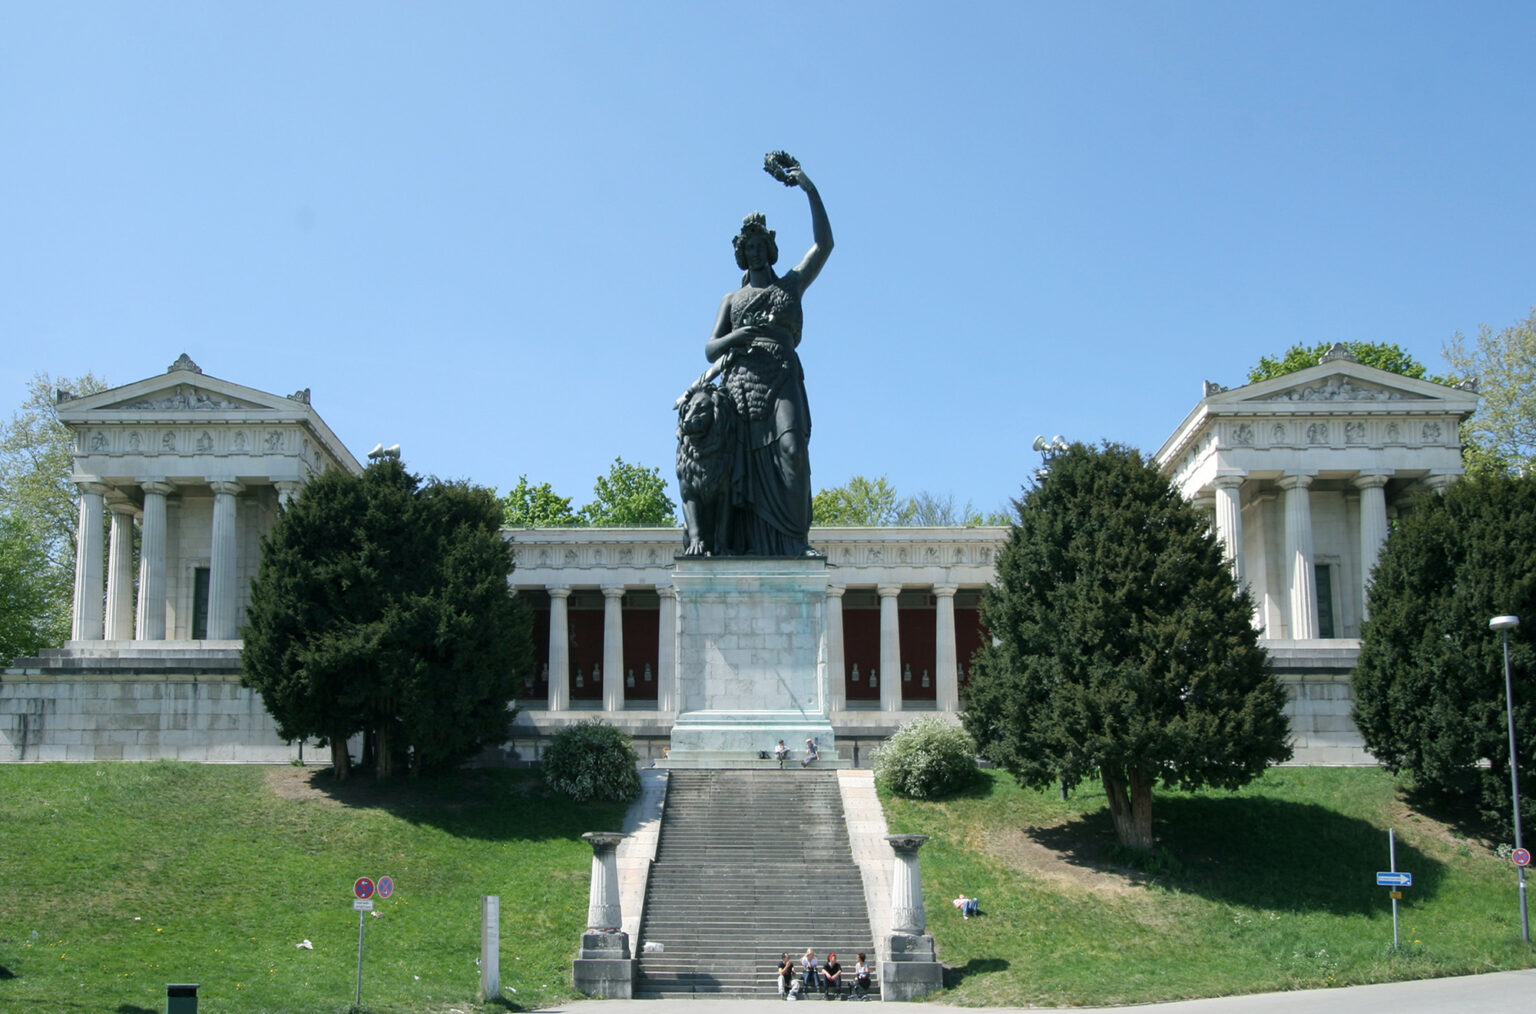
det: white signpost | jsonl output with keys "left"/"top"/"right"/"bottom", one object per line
{"left": 351, "top": 876, "right": 393, "bottom": 1006}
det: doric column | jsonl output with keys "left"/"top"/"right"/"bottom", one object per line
{"left": 1278, "top": 473, "right": 1318, "bottom": 639}
{"left": 886, "top": 834, "right": 932, "bottom": 935}
{"left": 1423, "top": 473, "right": 1457, "bottom": 495}
{"left": 547, "top": 587, "right": 571, "bottom": 711}
{"left": 208, "top": 480, "right": 244, "bottom": 640}
{"left": 581, "top": 832, "right": 629, "bottom": 932}
{"left": 656, "top": 586, "right": 677, "bottom": 712}
{"left": 601, "top": 586, "right": 625, "bottom": 712}
{"left": 274, "top": 480, "right": 303, "bottom": 508}
{"left": 934, "top": 584, "right": 959, "bottom": 712}
{"left": 1212, "top": 473, "right": 1246, "bottom": 584}
{"left": 1353, "top": 472, "right": 1392, "bottom": 621}
{"left": 878, "top": 585, "right": 903, "bottom": 712}
{"left": 70, "top": 481, "right": 109, "bottom": 641}
{"left": 105, "top": 498, "right": 140, "bottom": 640}
{"left": 826, "top": 585, "right": 846, "bottom": 712}
{"left": 135, "top": 481, "right": 175, "bottom": 641}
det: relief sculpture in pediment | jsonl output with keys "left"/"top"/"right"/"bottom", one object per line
{"left": 1260, "top": 376, "right": 1405, "bottom": 402}
{"left": 122, "top": 384, "right": 245, "bottom": 411}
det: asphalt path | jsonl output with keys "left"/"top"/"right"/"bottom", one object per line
{"left": 531, "top": 969, "right": 1535, "bottom": 1014}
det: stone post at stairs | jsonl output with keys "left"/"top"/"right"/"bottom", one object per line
{"left": 573, "top": 831, "right": 633, "bottom": 998}
{"left": 881, "top": 833, "right": 943, "bottom": 1001}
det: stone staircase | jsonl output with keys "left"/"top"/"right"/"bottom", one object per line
{"left": 635, "top": 769, "right": 878, "bottom": 998}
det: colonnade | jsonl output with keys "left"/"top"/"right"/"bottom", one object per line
{"left": 540, "top": 581, "right": 974, "bottom": 714}
{"left": 70, "top": 477, "right": 297, "bottom": 643}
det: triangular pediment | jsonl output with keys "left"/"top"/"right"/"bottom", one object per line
{"left": 1208, "top": 358, "right": 1477, "bottom": 409}
{"left": 58, "top": 356, "right": 313, "bottom": 416}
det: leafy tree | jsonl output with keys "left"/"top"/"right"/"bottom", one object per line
{"left": 873, "top": 717, "right": 979, "bottom": 799}
{"left": 0, "top": 515, "right": 54, "bottom": 663}
{"left": 963, "top": 443, "right": 1291, "bottom": 852}
{"left": 503, "top": 475, "right": 579, "bottom": 527}
{"left": 579, "top": 457, "right": 677, "bottom": 526}
{"left": 0, "top": 372, "right": 110, "bottom": 646}
{"left": 812, "top": 475, "right": 916, "bottom": 526}
{"left": 907, "top": 489, "right": 1011, "bottom": 527}
{"left": 1352, "top": 471, "right": 1536, "bottom": 837}
{"left": 242, "top": 457, "right": 532, "bottom": 779}
{"left": 541, "top": 719, "right": 642, "bottom": 803}
{"left": 1245, "top": 341, "right": 1430, "bottom": 384}
{"left": 1443, "top": 307, "right": 1536, "bottom": 477}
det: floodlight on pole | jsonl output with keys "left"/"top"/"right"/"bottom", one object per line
{"left": 1489, "top": 614, "right": 1528, "bottom": 943}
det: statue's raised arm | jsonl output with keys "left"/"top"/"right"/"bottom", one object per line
{"left": 765, "top": 151, "right": 833, "bottom": 288}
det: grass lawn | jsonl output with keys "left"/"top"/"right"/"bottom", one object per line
{"left": 0, "top": 762, "right": 626, "bottom": 1014}
{"left": 883, "top": 766, "right": 1536, "bottom": 1006}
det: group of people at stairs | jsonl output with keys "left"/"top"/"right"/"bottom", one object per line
{"left": 778, "top": 949, "right": 870, "bottom": 1000}
{"left": 772, "top": 738, "right": 819, "bottom": 767}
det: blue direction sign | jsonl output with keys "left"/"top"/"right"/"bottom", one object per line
{"left": 1376, "top": 871, "right": 1413, "bottom": 887}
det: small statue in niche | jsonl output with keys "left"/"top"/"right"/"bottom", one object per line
{"left": 643, "top": 663, "right": 653, "bottom": 683}
{"left": 626, "top": 668, "right": 635, "bottom": 688}
{"left": 921, "top": 669, "right": 930, "bottom": 688}
{"left": 232, "top": 430, "right": 247, "bottom": 451}
{"left": 196, "top": 431, "right": 213, "bottom": 452}
{"left": 128, "top": 431, "right": 142, "bottom": 452}
{"left": 593, "top": 664, "right": 602, "bottom": 684}
{"left": 869, "top": 668, "right": 878, "bottom": 688}
{"left": 575, "top": 667, "right": 585, "bottom": 689}
{"left": 903, "top": 663, "right": 912, "bottom": 683}
{"left": 850, "top": 663, "right": 860, "bottom": 684}
{"left": 161, "top": 431, "right": 176, "bottom": 451}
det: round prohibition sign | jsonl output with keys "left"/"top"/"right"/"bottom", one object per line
{"left": 354, "top": 877, "right": 375, "bottom": 899}
{"left": 1514, "top": 848, "right": 1532, "bottom": 868}
{"left": 376, "top": 876, "right": 394, "bottom": 899}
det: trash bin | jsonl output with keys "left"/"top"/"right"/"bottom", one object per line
{"left": 166, "top": 983, "right": 198, "bottom": 1014}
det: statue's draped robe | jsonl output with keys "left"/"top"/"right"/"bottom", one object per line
{"left": 721, "top": 269, "right": 812, "bottom": 555}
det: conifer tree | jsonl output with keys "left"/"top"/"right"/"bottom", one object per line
{"left": 963, "top": 443, "right": 1290, "bottom": 851}
{"left": 1352, "top": 472, "right": 1536, "bottom": 835}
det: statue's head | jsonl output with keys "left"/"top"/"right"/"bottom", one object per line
{"left": 732, "top": 212, "right": 779, "bottom": 270}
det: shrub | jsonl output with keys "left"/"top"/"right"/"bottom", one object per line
{"left": 542, "top": 719, "right": 642, "bottom": 803}
{"left": 873, "top": 717, "right": 978, "bottom": 799}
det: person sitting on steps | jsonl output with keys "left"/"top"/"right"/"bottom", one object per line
{"left": 801, "top": 738, "right": 820, "bottom": 767}
{"left": 774, "top": 739, "right": 790, "bottom": 766}
{"left": 823, "top": 951, "right": 843, "bottom": 997}
{"left": 777, "top": 951, "right": 795, "bottom": 998}
{"left": 801, "top": 948, "right": 820, "bottom": 993}
{"left": 854, "top": 952, "right": 871, "bottom": 998}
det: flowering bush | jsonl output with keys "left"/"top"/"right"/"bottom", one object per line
{"left": 541, "top": 719, "right": 641, "bottom": 803}
{"left": 873, "top": 718, "right": 978, "bottom": 799}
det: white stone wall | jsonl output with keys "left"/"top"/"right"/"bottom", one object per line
{"left": 0, "top": 676, "right": 305, "bottom": 763}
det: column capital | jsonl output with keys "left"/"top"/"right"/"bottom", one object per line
{"left": 655, "top": 585, "right": 677, "bottom": 600}
{"left": 208, "top": 479, "right": 245, "bottom": 496}
{"left": 877, "top": 584, "right": 903, "bottom": 599}
{"left": 1423, "top": 473, "right": 1458, "bottom": 494}
{"left": 106, "top": 495, "right": 141, "bottom": 518}
{"left": 77, "top": 480, "right": 112, "bottom": 498}
{"left": 825, "top": 585, "right": 847, "bottom": 599}
{"left": 1276, "top": 472, "right": 1316, "bottom": 491}
{"left": 1351, "top": 471, "right": 1393, "bottom": 490}
{"left": 547, "top": 585, "right": 572, "bottom": 600}
{"left": 1212, "top": 472, "right": 1246, "bottom": 490}
{"left": 932, "top": 584, "right": 958, "bottom": 598}
{"left": 140, "top": 480, "right": 177, "bottom": 496}
{"left": 600, "top": 585, "right": 626, "bottom": 600}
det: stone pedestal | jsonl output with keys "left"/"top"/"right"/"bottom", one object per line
{"left": 881, "top": 833, "right": 943, "bottom": 1001}
{"left": 666, "top": 556, "right": 839, "bottom": 766}
{"left": 573, "top": 831, "right": 633, "bottom": 997}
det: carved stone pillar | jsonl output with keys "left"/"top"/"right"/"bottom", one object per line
{"left": 656, "top": 586, "right": 677, "bottom": 713}
{"left": 208, "top": 480, "right": 244, "bottom": 639}
{"left": 934, "top": 584, "right": 959, "bottom": 712}
{"left": 1354, "top": 472, "right": 1392, "bottom": 621}
{"left": 878, "top": 585, "right": 903, "bottom": 712}
{"left": 70, "top": 481, "right": 109, "bottom": 641}
{"left": 135, "top": 481, "right": 175, "bottom": 641}
{"left": 1212, "top": 473, "right": 1246, "bottom": 584}
{"left": 882, "top": 833, "right": 942, "bottom": 1001}
{"left": 547, "top": 587, "right": 571, "bottom": 711}
{"left": 1278, "top": 473, "right": 1318, "bottom": 639}
{"left": 826, "top": 585, "right": 847, "bottom": 713}
{"left": 574, "top": 831, "right": 633, "bottom": 998}
{"left": 602, "top": 586, "right": 625, "bottom": 712}
{"left": 105, "top": 498, "right": 140, "bottom": 640}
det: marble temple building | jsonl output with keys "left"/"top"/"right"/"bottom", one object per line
{"left": 1, "top": 347, "right": 1480, "bottom": 764}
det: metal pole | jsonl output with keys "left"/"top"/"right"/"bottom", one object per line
{"left": 1389, "top": 828, "right": 1399, "bottom": 950}
{"left": 1499, "top": 625, "right": 1529, "bottom": 942}
{"left": 356, "top": 909, "right": 366, "bottom": 1005}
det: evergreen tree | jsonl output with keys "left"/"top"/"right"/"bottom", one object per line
{"left": 242, "top": 458, "right": 531, "bottom": 778}
{"left": 1352, "top": 472, "right": 1536, "bottom": 836}
{"left": 963, "top": 443, "right": 1290, "bottom": 851}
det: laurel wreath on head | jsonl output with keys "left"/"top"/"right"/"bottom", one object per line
{"left": 763, "top": 150, "right": 800, "bottom": 186}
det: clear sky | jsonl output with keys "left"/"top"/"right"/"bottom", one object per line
{"left": 4, "top": 2, "right": 1533, "bottom": 516}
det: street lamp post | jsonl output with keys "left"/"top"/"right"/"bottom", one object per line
{"left": 1489, "top": 614, "right": 1528, "bottom": 943}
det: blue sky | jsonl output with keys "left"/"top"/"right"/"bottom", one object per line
{"left": 4, "top": 2, "right": 1533, "bottom": 516}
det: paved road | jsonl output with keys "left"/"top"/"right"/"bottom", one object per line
{"left": 532, "top": 969, "right": 1535, "bottom": 1013}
